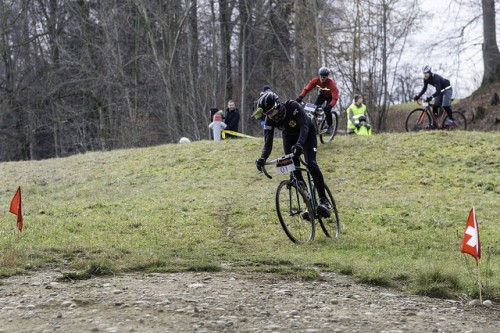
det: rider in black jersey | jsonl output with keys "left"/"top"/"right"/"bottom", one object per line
{"left": 255, "top": 92, "right": 331, "bottom": 217}
{"left": 414, "top": 65, "right": 454, "bottom": 125}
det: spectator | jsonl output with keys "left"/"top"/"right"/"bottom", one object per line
{"left": 209, "top": 107, "right": 220, "bottom": 139}
{"left": 224, "top": 100, "right": 241, "bottom": 138}
{"left": 261, "top": 85, "right": 272, "bottom": 95}
{"left": 346, "top": 94, "right": 371, "bottom": 135}
{"left": 296, "top": 67, "right": 339, "bottom": 135}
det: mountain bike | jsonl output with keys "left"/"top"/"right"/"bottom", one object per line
{"left": 405, "top": 98, "right": 467, "bottom": 132}
{"left": 259, "top": 153, "right": 341, "bottom": 243}
{"left": 302, "top": 103, "right": 338, "bottom": 143}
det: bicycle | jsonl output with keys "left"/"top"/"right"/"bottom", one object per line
{"left": 302, "top": 103, "right": 338, "bottom": 143}
{"left": 259, "top": 153, "right": 341, "bottom": 243}
{"left": 405, "top": 98, "right": 467, "bottom": 132}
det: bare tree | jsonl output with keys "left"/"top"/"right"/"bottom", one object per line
{"left": 0, "top": 0, "right": 437, "bottom": 161}
{"left": 481, "top": 0, "right": 500, "bottom": 85}
{"left": 219, "top": 0, "right": 234, "bottom": 101}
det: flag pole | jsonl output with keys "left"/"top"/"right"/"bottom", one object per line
{"left": 477, "top": 260, "right": 482, "bottom": 304}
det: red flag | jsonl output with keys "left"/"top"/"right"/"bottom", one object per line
{"left": 460, "top": 207, "right": 480, "bottom": 265}
{"left": 9, "top": 186, "right": 23, "bottom": 232}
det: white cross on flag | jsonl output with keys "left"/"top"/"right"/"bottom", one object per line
{"left": 460, "top": 208, "right": 481, "bottom": 265}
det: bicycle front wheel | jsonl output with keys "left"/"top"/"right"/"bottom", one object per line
{"left": 405, "top": 108, "right": 431, "bottom": 132}
{"left": 275, "top": 180, "right": 315, "bottom": 244}
{"left": 443, "top": 111, "right": 467, "bottom": 130}
{"left": 317, "top": 185, "right": 341, "bottom": 238}
{"left": 319, "top": 112, "right": 338, "bottom": 143}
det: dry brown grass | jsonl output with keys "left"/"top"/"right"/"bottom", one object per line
{"left": 455, "top": 81, "right": 500, "bottom": 131}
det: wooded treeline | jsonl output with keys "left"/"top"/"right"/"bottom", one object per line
{"left": 0, "top": 0, "right": 497, "bottom": 161}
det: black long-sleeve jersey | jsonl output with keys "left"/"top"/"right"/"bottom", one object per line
{"left": 417, "top": 73, "right": 451, "bottom": 98}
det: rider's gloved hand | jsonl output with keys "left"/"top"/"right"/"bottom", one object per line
{"left": 296, "top": 97, "right": 303, "bottom": 104}
{"left": 365, "top": 123, "right": 371, "bottom": 129}
{"left": 425, "top": 96, "right": 433, "bottom": 103}
{"left": 355, "top": 123, "right": 361, "bottom": 130}
{"left": 291, "top": 145, "right": 303, "bottom": 157}
{"left": 413, "top": 95, "right": 420, "bottom": 101}
{"left": 323, "top": 105, "right": 332, "bottom": 113}
{"left": 256, "top": 158, "right": 266, "bottom": 172}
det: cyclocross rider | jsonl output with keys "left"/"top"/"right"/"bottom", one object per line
{"left": 296, "top": 67, "right": 339, "bottom": 135}
{"left": 413, "top": 65, "right": 454, "bottom": 126}
{"left": 255, "top": 92, "right": 332, "bottom": 217}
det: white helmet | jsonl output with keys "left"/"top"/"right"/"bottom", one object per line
{"left": 422, "top": 65, "right": 432, "bottom": 73}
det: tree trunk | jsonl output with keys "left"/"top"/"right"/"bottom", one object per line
{"left": 219, "top": 0, "right": 233, "bottom": 100}
{"left": 481, "top": 0, "right": 500, "bottom": 85}
{"left": 378, "top": 1, "right": 389, "bottom": 132}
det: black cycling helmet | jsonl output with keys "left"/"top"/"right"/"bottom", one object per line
{"left": 318, "top": 67, "right": 330, "bottom": 76}
{"left": 422, "top": 65, "right": 432, "bottom": 73}
{"left": 257, "top": 92, "right": 279, "bottom": 113}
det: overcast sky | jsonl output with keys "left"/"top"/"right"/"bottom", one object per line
{"left": 405, "top": 0, "right": 499, "bottom": 97}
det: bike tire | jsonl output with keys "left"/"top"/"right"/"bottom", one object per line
{"left": 405, "top": 108, "right": 431, "bottom": 132}
{"left": 443, "top": 111, "right": 467, "bottom": 130}
{"left": 275, "top": 179, "right": 315, "bottom": 244}
{"left": 319, "top": 112, "right": 338, "bottom": 143}
{"left": 317, "top": 185, "right": 341, "bottom": 238}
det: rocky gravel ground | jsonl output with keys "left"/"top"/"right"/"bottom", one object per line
{"left": 0, "top": 269, "right": 498, "bottom": 333}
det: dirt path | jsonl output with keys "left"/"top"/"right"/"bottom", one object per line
{"left": 0, "top": 269, "right": 498, "bottom": 332}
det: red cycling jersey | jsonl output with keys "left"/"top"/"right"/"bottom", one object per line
{"left": 299, "top": 77, "right": 339, "bottom": 108}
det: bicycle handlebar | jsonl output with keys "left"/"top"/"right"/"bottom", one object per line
{"left": 300, "top": 101, "right": 324, "bottom": 112}
{"left": 259, "top": 153, "right": 308, "bottom": 179}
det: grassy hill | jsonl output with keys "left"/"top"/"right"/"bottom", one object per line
{"left": 0, "top": 132, "right": 498, "bottom": 300}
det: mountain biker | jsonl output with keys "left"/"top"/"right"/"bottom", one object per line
{"left": 296, "top": 67, "right": 339, "bottom": 135}
{"left": 346, "top": 94, "right": 371, "bottom": 135}
{"left": 255, "top": 92, "right": 332, "bottom": 217}
{"left": 413, "top": 65, "right": 454, "bottom": 126}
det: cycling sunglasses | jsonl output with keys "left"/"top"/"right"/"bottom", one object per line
{"left": 265, "top": 103, "right": 278, "bottom": 115}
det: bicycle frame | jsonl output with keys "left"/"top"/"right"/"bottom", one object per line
{"left": 303, "top": 102, "right": 338, "bottom": 143}
{"left": 303, "top": 103, "right": 325, "bottom": 134}
{"left": 291, "top": 165, "right": 319, "bottom": 216}
{"left": 421, "top": 101, "right": 447, "bottom": 129}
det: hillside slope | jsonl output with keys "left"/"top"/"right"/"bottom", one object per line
{"left": 0, "top": 132, "right": 498, "bottom": 300}
{"left": 455, "top": 81, "right": 500, "bottom": 131}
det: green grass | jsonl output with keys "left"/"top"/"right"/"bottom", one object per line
{"left": 0, "top": 131, "right": 498, "bottom": 300}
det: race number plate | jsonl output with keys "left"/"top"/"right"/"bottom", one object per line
{"left": 276, "top": 156, "right": 295, "bottom": 174}
{"left": 304, "top": 103, "right": 316, "bottom": 113}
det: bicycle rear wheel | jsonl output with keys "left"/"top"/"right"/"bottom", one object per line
{"left": 443, "top": 111, "right": 467, "bottom": 130}
{"left": 319, "top": 112, "right": 338, "bottom": 143}
{"left": 317, "top": 185, "right": 341, "bottom": 238}
{"left": 275, "top": 179, "right": 315, "bottom": 243}
{"left": 405, "top": 108, "right": 431, "bottom": 132}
